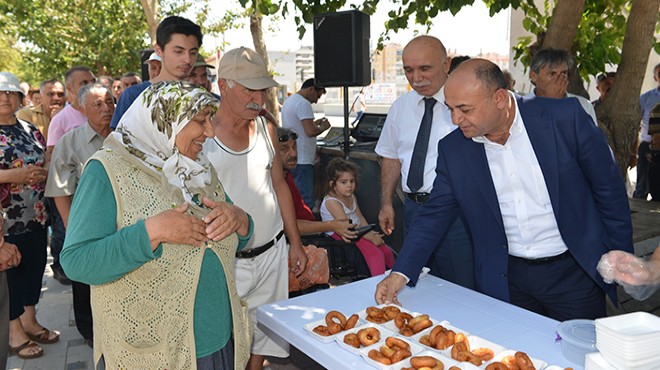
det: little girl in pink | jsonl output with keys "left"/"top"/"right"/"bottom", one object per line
{"left": 320, "top": 158, "right": 395, "bottom": 276}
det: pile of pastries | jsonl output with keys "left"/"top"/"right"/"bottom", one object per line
{"left": 305, "top": 305, "right": 555, "bottom": 369}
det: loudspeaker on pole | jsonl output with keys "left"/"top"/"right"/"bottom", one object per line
{"left": 313, "top": 10, "right": 370, "bottom": 87}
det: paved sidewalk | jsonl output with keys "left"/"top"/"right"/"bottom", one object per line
{"left": 6, "top": 263, "right": 94, "bottom": 370}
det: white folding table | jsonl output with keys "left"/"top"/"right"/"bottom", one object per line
{"left": 256, "top": 274, "right": 581, "bottom": 369}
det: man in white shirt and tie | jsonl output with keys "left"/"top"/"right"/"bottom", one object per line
{"left": 375, "top": 35, "right": 474, "bottom": 289}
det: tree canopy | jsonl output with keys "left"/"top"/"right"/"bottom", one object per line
{"left": 0, "top": 0, "right": 150, "bottom": 83}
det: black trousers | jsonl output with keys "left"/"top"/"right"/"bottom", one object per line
{"left": 6, "top": 227, "right": 47, "bottom": 320}
{"left": 72, "top": 281, "right": 93, "bottom": 340}
{"left": 508, "top": 252, "right": 606, "bottom": 321}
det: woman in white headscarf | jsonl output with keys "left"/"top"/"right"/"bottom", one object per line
{"left": 61, "top": 81, "right": 252, "bottom": 370}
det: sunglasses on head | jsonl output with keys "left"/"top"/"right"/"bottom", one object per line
{"left": 278, "top": 132, "right": 298, "bottom": 142}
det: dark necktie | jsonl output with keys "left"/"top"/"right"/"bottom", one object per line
{"left": 407, "top": 97, "right": 436, "bottom": 193}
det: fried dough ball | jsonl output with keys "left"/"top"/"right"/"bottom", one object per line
{"left": 472, "top": 347, "right": 495, "bottom": 362}
{"left": 344, "top": 314, "right": 359, "bottom": 330}
{"left": 486, "top": 362, "right": 510, "bottom": 370}
{"left": 383, "top": 305, "right": 401, "bottom": 320}
{"left": 357, "top": 327, "right": 380, "bottom": 347}
{"left": 368, "top": 349, "right": 392, "bottom": 365}
{"left": 515, "top": 351, "right": 536, "bottom": 370}
{"left": 343, "top": 333, "right": 360, "bottom": 348}
{"left": 502, "top": 355, "right": 521, "bottom": 370}
{"left": 312, "top": 325, "right": 330, "bottom": 336}
{"left": 394, "top": 312, "right": 413, "bottom": 329}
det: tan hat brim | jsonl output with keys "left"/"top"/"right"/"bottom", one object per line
{"left": 237, "top": 77, "right": 279, "bottom": 90}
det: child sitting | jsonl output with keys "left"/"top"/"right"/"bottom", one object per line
{"left": 319, "top": 158, "right": 395, "bottom": 276}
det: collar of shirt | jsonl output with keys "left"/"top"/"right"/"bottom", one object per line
{"left": 413, "top": 86, "right": 447, "bottom": 108}
{"left": 82, "top": 121, "right": 105, "bottom": 144}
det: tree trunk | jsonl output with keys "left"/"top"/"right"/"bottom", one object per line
{"left": 539, "top": 0, "right": 588, "bottom": 98}
{"left": 250, "top": 11, "right": 280, "bottom": 125}
{"left": 598, "top": 0, "right": 660, "bottom": 178}
{"left": 140, "top": 0, "right": 159, "bottom": 45}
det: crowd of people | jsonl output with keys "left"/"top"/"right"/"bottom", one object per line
{"left": 0, "top": 12, "right": 659, "bottom": 370}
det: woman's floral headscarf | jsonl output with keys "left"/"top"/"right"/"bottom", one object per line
{"left": 107, "top": 81, "right": 219, "bottom": 205}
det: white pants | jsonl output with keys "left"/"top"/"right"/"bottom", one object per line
{"left": 235, "top": 238, "right": 290, "bottom": 357}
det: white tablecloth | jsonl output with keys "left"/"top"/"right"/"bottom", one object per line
{"left": 256, "top": 274, "right": 581, "bottom": 369}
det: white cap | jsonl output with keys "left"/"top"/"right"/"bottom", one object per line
{"left": 143, "top": 53, "right": 162, "bottom": 64}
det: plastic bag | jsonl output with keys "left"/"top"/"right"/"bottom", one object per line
{"left": 289, "top": 244, "right": 330, "bottom": 293}
{"left": 597, "top": 250, "right": 660, "bottom": 301}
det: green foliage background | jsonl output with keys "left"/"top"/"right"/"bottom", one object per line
{"left": 0, "top": 0, "right": 150, "bottom": 84}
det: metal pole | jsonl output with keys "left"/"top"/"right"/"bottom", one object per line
{"left": 343, "top": 85, "right": 350, "bottom": 159}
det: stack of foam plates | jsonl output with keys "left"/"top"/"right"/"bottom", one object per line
{"left": 595, "top": 312, "right": 660, "bottom": 370}
{"left": 585, "top": 352, "right": 618, "bottom": 370}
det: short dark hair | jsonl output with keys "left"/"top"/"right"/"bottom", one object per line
{"left": 653, "top": 63, "right": 660, "bottom": 74}
{"left": 475, "top": 62, "right": 508, "bottom": 92}
{"left": 39, "top": 79, "right": 62, "bottom": 93}
{"left": 277, "top": 127, "right": 296, "bottom": 142}
{"left": 156, "top": 16, "right": 203, "bottom": 50}
{"left": 97, "top": 75, "right": 114, "bottom": 86}
{"left": 301, "top": 78, "right": 316, "bottom": 89}
{"left": 530, "top": 48, "right": 574, "bottom": 75}
{"left": 121, "top": 72, "right": 141, "bottom": 80}
{"left": 65, "top": 66, "right": 93, "bottom": 85}
{"left": 596, "top": 72, "right": 616, "bottom": 84}
{"left": 449, "top": 55, "right": 471, "bottom": 74}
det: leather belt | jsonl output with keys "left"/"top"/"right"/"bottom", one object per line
{"left": 509, "top": 250, "right": 571, "bottom": 265}
{"left": 406, "top": 192, "right": 430, "bottom": 204}
{"left": 236, "top": 230, "right": 285, "bottom": 259}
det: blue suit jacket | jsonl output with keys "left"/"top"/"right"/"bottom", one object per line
{"left": 393, "top": 95, "right": 634, "bottom": 304}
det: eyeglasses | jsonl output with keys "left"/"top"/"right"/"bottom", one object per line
{"left": 278, "top": 132, "right": 298, "bottom": 142}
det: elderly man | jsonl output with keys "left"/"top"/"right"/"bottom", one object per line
{"left": 45, "top": 83, "right": 114, "bottom": 345}
{"left": 204, "top": 47, "right": 307, "bottom": 370}
{"left": 16, "top": 79, "right": 65, "bottom": 142}
{"left": 376, "top": 59, "right": 634, "bottom": 321}
{"left": 144, "top": 52, "right": 162, "bottom": 81}
{"left": 281, "top": 78, "right": 331, "bottom": 208}
{"left": 45, "top": 67, "right": 95, "bottom": 286}
{"left": 375, "top": 35, "right": 474, "bottom": 288}
{"left": 0, "top": 215, "right": 21, "bottom": 368}
{"left": 187, "top": 54, "right": 215, "bottom": 93}
{"left": 111, "top": 16, "right": 202, "bottom": 128}
{"left": 47, "top": 66, "right": 96, "bottom": 156}
{"left": 527, "top": 48, "right": 598, "bottom": 125}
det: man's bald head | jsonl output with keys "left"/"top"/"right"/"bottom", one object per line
{"left": 447, "top": 59, "right": 507, "bottom": 95}
{"left": 402, "top": 35, "right": 450, "bottom": 97}
{"left": 445, "top": 59, "right": 514, "bottom": 142}
{"left": 403, "top": 35, "right": 447, "bottom": 59}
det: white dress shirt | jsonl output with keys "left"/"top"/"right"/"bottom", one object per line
{"left": 473, "top": 96, "right": 568, "bottom": 259}
{"left": 375, "top": 88, "right": 456, "bottom": 193}
{"left": 526, "top": 90, "right": 598, "bottom": 127}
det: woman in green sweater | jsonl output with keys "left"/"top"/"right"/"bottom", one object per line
{"left": 61, "top": 81, "right": 253, "bottom": 370}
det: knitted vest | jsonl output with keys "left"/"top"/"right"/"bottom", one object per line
{"left": 89, "top": 149, "right": 251, "bottom": 370}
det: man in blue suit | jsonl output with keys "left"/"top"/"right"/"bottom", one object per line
{"left": 376, "top": 59, "right": 634, "bottom": 321}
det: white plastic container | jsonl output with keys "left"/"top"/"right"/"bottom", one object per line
{"left": 556, "top": 319, "right": 597, "bottom": 366}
